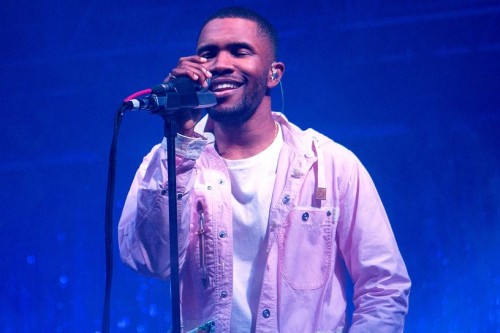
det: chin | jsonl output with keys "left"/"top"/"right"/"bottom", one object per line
{"left": 207, "top": 105, "right": 256, "bottom": 124}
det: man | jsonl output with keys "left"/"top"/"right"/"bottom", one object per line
{"left": 118, "top": 6, "right": 411, "bottom": 333}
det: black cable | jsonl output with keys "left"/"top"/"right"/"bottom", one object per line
{"left": 102, "top": 103, "right": 127, "bottom": 333}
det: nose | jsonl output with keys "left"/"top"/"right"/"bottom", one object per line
{"left": 209, "top": 51, "right": 234, "bottom": 75}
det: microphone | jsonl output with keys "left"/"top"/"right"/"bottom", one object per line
{"left": 127, "top": 92, "right": 217, "bottom": 111}
{"left": 125, "top": 77, "right": 216, "bottom": 112}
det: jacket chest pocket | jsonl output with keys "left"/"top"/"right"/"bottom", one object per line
{"left": 278, "top": 207, "right": 338, "bottom": 290}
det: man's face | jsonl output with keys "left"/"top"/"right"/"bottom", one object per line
{"left": 196, "top": 18, "right": 273, "bottom": 124}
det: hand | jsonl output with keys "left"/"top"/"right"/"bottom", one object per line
{"left": 163, "top": 56, "right": 213, "bottom": 137}
{"left": 164, "top": 55, "right": 212, "bottom": 89}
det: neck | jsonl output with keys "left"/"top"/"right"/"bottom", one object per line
{"left": 214, "top": 104, "right": 276, "bottom": 160}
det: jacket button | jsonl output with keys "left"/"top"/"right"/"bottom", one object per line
{"left": 302, "top": 212, "right": 309, "bottom": 221}
{"left": 218, "top": 231, "right": 227, "bottom": 238}
{"left": 262, "top": 309, "right": 271, "bottom": 318}
{"left": 220, "top": 291, "right": 228, "bottom": 298}
{"left": 282, "top": 195, "right": 290, "bottom": 204}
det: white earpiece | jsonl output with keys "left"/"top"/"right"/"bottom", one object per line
{"left": 271, "top": 67, "right": 278, "bottom": 80}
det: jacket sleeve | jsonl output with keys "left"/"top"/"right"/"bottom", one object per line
{"left": 337, "top": 157, "right": 411, "bottom": 332}
{"left": 117, "top": 135, "right": 206, "bottom": 279}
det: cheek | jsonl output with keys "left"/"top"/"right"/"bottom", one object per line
{"left": 241, "top": 59, "right": 269, "bottom": 79}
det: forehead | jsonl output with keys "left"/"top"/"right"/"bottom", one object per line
{"left": 197, "top": 18, "right": 272, "bottom": 53}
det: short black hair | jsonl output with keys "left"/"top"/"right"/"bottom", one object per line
{"left": 200, "top": 6, "right": 278, "bottom": 58}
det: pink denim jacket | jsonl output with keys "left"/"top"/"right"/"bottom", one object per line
{"left": 118, "top": 113, "right": 411, "bottom": 333}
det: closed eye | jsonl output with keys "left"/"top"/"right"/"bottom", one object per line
{"left": 198, "top": 49, "right": 216, "bottom": 59}
{"left": 197, "top": 42, "right": 255, "bottom": 59}
{"left": 197, "top": 45, "right": 218, "bottom": 59}
{"left": 230, "top": 43, "right": 255, "bottom": 57}
{"left": 232, "top": 48, "right": 252, "bottom": 57}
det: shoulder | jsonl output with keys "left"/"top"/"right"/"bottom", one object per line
{"left": 275, "top": 112, "right": 359, "bottom": 165}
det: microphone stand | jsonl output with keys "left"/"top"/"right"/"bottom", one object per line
{"left": 103, "top": 78, "right": 214, "bottom": 333}
{"left": 103, "top": 106, "right": 182, "bottom": 333}
{"left": 150, "top": 78, "right": 204, "bottom": 333}
{"left": 162, "top": 112, "right": 182, "bottom": 333}
{"left": 102, "top": 106, "right": 182, "bottom": 333}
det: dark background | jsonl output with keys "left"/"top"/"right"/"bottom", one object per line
{"left": 1, "top": 1, "right": 499, "bottom": 332}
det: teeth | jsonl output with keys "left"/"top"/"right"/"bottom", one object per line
{"left": 212, "top": 83, "right": 239, "bottom": 91}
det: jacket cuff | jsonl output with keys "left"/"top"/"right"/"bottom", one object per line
{"left": 161, "top": 134, "right": 207, "bottom": 160}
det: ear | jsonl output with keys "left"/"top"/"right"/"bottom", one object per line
{"left": 267, "top": 61, "right": 285, "bottom": 88}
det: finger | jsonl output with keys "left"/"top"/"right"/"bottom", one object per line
{"left": 177, "top": 55, "right": 208, "bottom": 65}
{"left": 177, "top": 60, "right": 212, "bottom": 78}
{"left": 170, "top": 67, "right": 204, "bottom": 83}
{"left": 174, "top": 56, "right": 209, "bottom": 77}
{"left": 163, "top": 57, "right": 212, "bottom": 85}
{"left": 169, "top": 66, "right": 211, "bottom": 87}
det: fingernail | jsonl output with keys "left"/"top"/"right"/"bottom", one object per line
{"left": 193, "top": 74, "right": 199, "bottom": 80}
{"left": 200, "top": 57, "right": 207, "bottom": 62}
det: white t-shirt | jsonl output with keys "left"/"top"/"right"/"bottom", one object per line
{"left": 222, "top": 123, "right": 283, "bottom": 332}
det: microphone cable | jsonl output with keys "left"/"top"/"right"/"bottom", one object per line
{"left": 102, "top": 102, "right": 128, "bottom": 333}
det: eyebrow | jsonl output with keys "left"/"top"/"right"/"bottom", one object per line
{"left": 197, "top": 42, "right": 257, "bottom": 55}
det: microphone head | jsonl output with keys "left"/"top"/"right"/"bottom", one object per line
{"left": 151, "top": 77, "right": 210, "bottom": 95}
{"left": 151, "top": 82, "right": 176, "bottom": 94}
